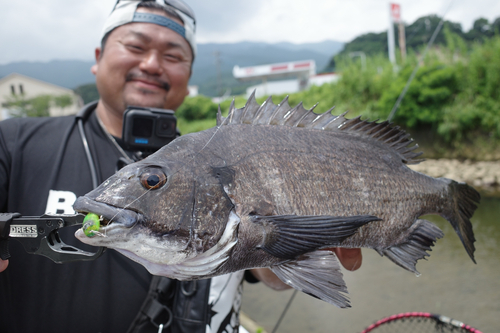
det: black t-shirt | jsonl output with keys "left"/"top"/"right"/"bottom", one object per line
{"left": 0, "top": 105, "right": 152, "bottom": 332}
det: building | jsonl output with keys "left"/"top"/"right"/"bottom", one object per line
{"left": 188, "top": 85, "right": 199, "bottom": 97}
{"left": 0, "top": 73, "right": 83, "bottom": 120}
{"left": 233, "top": 60, "right": 340, "bottom": 98}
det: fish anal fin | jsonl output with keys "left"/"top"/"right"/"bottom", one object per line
{"left": 270, "top": 250, "right": 351, "bottom": 308}
{"left": 251, "top": 214, "right": 380, "bottom": 259}
{"left": 377, "top": 219, "right": 444, "bottom": 275}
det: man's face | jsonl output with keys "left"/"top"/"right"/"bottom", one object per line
{"left": 93, "top": 9, "right": 192, "bottom": 116}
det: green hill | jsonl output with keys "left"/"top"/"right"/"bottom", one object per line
{"left": 324, "top": 15, "right": 500, "bottom": 72}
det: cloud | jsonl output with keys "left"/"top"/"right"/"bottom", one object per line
{"left": 195, "top": 0, "right": 500, "bottom": 43}
{"left": 1, "top": 0, "right": 499, "bottom": 64}
{"left": 1, "top": 0, "right": 112, "bottom": 64}
{"left": 189, "top": 0, "right": 266, "bottom": 36}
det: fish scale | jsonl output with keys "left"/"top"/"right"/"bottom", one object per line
{"left": 74, "top": 93, "right": 480, "bottom": 308}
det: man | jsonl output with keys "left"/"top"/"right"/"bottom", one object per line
{"left": 0, "top": 1, "right": 362, "bottom": 332}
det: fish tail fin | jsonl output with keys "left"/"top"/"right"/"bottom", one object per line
{"left": 441, "top": 178, "right": 480, "bottom": 263}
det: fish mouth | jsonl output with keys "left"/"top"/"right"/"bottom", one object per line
{"left": 73, "top": 196, "right": 143, "bottom": 229}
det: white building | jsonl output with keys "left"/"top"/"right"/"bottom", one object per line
{"left": 233, "top": 60, "right": 341, "bottom": 98}
{"left": 244, "top": 73, "right": 341, "bottom": 98}
{"left": 0, "top": 73, "right": 83, "bottom": 120}
{"left": 188, "top": 85, "right": 198, "bottom": 97}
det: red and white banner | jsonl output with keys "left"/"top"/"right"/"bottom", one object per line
{"left": 390, "top": 3, "right": 401, "bottom": 23}
{"left": 233, "top": 60, "right": 316, "bottom": 81}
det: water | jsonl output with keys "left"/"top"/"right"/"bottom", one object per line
{"left": 241, "top": 195, "right": 500, "bottom": 333}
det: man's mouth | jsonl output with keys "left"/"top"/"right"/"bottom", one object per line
{"left": 125, "top": 73, "right": 170, "bottom": 91}
{"left": 132, "top": 79, "right": 167, "bottom": 91}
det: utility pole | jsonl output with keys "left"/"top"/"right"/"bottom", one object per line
{"left": 388, "top": 3, "right": 398, "bottom": 64}
{"left": 213, "top": 50, "right": 222, "bottom": 97}
{"left": 398, "top": 21, "right": 407, "bottom": 61}
{"left": 388, "top": 3, "right": 406, "bottom": 64}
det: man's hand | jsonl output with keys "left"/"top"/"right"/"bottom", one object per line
{"left": 0, "top": 258, "right": 8, "bottom": 272}
{"left": 330, "top": 247, "right": 362, "bottom": 271}
{"left": 250, "top": 248, "right": 362, "bottom": 290}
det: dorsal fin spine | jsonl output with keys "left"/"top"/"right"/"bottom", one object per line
{"left": 268, "top": 96, "right": 290, "bottom": 125}
{"left": 287, "top": 102, "right": 303, "bottom": 120}
{"left": 253, "top": 95, "right": 274, "bottom": 125}
{"left": 310, "top": 105, "right": 329, "bottom": 123}
{"left": 227, "top": 99, "right": 236, "bottom": 123}
{"left": 307, "top": 108, "right": 333, "bottom": 129}
{"left": 218, "top": 95, "right": 423, "bottom": 164}
{"left": 340, "top": 116, "right": 362, "bottom": 130}
{"left": 367, "top": 121, "right": 389, "bottom": 137}
{"left": 322, "top": 112, "right": 347, "bottom": 130}
{"left": 293, "top": 103, "right": 318, "bottom": 127}
{"left": 240, "top": 91, "right": 259, "bottom": 123}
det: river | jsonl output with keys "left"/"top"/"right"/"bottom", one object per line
{"left": 241, "top": 194, "right": 500, "bottom": 333}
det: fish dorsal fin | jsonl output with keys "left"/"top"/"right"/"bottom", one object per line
{"left": 218, "top": 92, "right": 423, "bottom": 164}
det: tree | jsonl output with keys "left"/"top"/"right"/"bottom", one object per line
{"left": 465, "top": 18, "right": 494, "bottom": 41}
{"left": 74, "top": 83, "right": 99, "bottom": 104}
{"left": 5, "top": 94, "right": 73, "bottom": 118}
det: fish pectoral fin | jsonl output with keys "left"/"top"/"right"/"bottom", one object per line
{"left": 270, "top": 250, "right": 351, "bottom": 308}
{"left": 252, "top": 214, "right": 380, "bottom": 259}
{"left": 376, "top": 219, "right": 444, "bottom": 276}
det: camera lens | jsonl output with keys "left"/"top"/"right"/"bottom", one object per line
{"left": 156, "top": 119, "right": 175, "bottom": 138}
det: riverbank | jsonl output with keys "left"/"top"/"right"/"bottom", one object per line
{"left": 408, "top": 158, "right": 500, "bottom": 194}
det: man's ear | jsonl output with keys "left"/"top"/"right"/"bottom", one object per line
{"left": 91, "top": 47, "right": 102, "bottom": 75}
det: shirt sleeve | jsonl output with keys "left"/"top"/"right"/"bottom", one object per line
{"left": 0, "top": 121, "right": 13, "bottom": 212}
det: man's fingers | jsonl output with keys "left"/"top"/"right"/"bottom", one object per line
{"left": 333, "top": 248, "right": 362, "bottom": 271}
{"left": 0, "top": 259, "right": 8, "bottom": 272}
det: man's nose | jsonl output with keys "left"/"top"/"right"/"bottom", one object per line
{"left": 139, "top": 51, "right": 163, "bottom": 75}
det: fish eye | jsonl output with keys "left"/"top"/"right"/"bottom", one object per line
{"left": 140, "top": 168, "right": 167, "bottom": 190}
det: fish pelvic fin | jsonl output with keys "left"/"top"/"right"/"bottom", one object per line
{"left": 270, "top": 250, "right": 351, "bottom": 308}
{"left": 251, "top": 214, "right": 380, "bottom": 259}
{"left": 441, "top": 178, "right": 480, "bottom": 263}
{"left": 217, "top": 92, "right": 424, "bottom": 164}
{"left": 377, "top": 219, "right": 444, "bottom": 276}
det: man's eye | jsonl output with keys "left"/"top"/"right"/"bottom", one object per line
{"left": 164, "top": 54, "right": 181, "bottom": 61}
{"left": 127, "top": 44, "right": 143, "bottom": 51}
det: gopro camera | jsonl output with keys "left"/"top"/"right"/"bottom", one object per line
{"left": 122, "top": 106, "right": 179, "bottom": 152}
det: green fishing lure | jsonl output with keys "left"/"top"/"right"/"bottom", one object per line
{"left": 82, "top": 213, "right": 100, "bottom": 237}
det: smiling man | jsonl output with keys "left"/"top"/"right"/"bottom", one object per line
{"left": 0, "top": 1, "right": 362, "bottom": 332}
{"left": 93, "top": 3, "right": 193, "bottom": 137}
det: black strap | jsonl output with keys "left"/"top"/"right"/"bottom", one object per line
{"left": 127, "top": 277, "right": 212, "bottom": 333}
{"left": 128, "top": 276, "right": 175, "bottom": 333}
{"left": 170, "top": 280, "right": 211, "bottom": 333}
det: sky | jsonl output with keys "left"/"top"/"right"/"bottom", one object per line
{"left": 1, "top": 0, "right": 499, "bottom": 65}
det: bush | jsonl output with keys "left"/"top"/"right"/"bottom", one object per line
{"left": 376, "top": 61, "right": 458, "bottom": 128}
{"left": 175, "top": 95, "right": 218, "bottom": 121}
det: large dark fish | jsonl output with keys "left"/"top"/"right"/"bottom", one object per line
{"left": 74, "top": 94, "right": 480, "bottom": 307}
